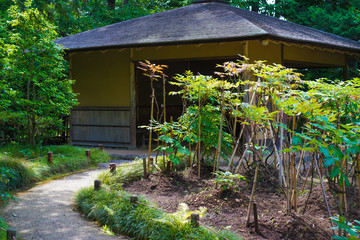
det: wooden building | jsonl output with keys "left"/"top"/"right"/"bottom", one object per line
{"left": 56, "top": 0, "right": 360, "bottom": 148}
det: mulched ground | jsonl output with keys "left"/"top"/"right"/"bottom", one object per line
{"left": 122, "top": 164, "right": 352, "bottom": 240}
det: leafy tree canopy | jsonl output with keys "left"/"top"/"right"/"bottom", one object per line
{"left": 274, "top": 0, "right": 360, "bottom": 41}
{"left": 0, "top": 0, "right": 77, "bottom": 144}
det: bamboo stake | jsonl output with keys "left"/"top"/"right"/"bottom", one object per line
{"left": 267, "top": 120, "right": 282, "bottom": 181}
{"left": 286, "top": 152, "right": 291, "bottom": 214}
{"left": 213, "top": 86, "right": 225, "bottom": 175}
{"left": 163, "top": 75, "right": 166, "bottom": 123}
{"left": 189, "top": 143, "right": 192, "bottom": 168}
{"left": 163, "top": 75, "right": 167, "bottom": 165}
{"left": 342, "top": 158, "right": 348, "bottom": 214}
{"left": 234, "top": 131, "right": 255, "bottom": 173}
{"left": 246, "top": 162, "right": 259, "bottom": 227}
{"left": 301, "top": 155, "right": 313, "bottom": 194}
{"left": 198, "top": 89, "right": 201, "bottom": 179}
{"left": 170, "top": 116, "right": 174, "bottom": 171}
{"left": 227, "top": 124, "right": 245, "bottom": 172}
{"left": 291, "top": 116, "right": 297, "bottom": 210}
{"left": 295, "top": 150, "right": 305, "bottom": 181}
{"left": 357, "top": 153, "right": 360, "bottom": 207}
{"left": 148, "top": 87, "right": 155, "bottom": 174}
{"left": 315, "top": 154, "right": 336, "bottom": 236}
{"left": 228, "top": 88, "right": 257, "bottom": 171}
{"left": 279, "top": 118, "right": 284, "bottom": 187}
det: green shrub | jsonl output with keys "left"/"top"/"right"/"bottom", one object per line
{"left": 76, "top": 187, "right": 242, "bottom": 240}
{"left": 0, "top": 218, "right": 8, "bottom": 240}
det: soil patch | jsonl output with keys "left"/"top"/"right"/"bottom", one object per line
{"left": 123, "top": 166, "right": 342, "bottom": 240}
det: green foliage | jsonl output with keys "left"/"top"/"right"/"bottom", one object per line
{"left": 0, "top": 166, "right": 16, "bottom": 204}
{"left": 170, "top": 72, "right": 234, "bottom": 163}
{"left": 76, "top": 187, "right": 242, "bottom": 240}
{"left": 0, "top": 218, "right": 8, "bottom": 240}
{"left": 100, "top": 159, "right": 152, "bottom": 191}
{"left": 0, "top": 0, "right": 191, "bottom": 37}
{"left": 331, "top": 215, "right": 360, "bottom": 240}
{"left": 213, "top": 171, "right": 245, "bottom": 191}
{"left": 0, "top": 1, "right": 77, "bottom": 144}
{"left": 275, "top": 0, "right": 360, "bottom": 41}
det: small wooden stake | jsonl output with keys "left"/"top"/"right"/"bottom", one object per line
{"left": 191, "top": 213, "right": 199, "bottom": 228}
{"left": 47, "top": 151, "right": 53, "bottom": 164}
{"left": 7, "top": 228, "right": 16, "bottom": 240}
{"left": 253, "top": 202, "right": 259, "bottom": 234}
{"left": 86, "top": 150, "right": 91, "bottom": 159}
{"left": 94, "top": 180, "right": 101, "bottom": 191}
{"left": 143, "top": 158, "right": 148, "bottom": 178}
{"left": 109, "top": 163, "right": 116, "bottom": 173}
{"left": 130, "top": 195, "right": 138, "bottom": 203}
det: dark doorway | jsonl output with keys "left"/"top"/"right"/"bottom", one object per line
{"left": 135, "top": 58, "right": 234, "bottom": 129}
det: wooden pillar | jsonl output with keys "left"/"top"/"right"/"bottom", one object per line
{"left": 69, "top": 53, "right": 74, "bottom": 145}
{"left": 191, "top": 213, "right": 199, "bottom": 228}
{"left": 130, "top": 195, "right": 138, "bottom": 203}
{"left": 130, "top": 48, "right": 137, "bottom": 149}
{"left": 343, "top": 65, "right": 348, "bottom": 81}
{"left": 109, "top": 163, "right": 116, "bottom": 172}
{"left": 94, "top": 180, "right": 101, "bottom": 191}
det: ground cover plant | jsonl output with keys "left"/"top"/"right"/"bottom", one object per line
{"left": 0, "top": 144, "right": 109, "bottom": 206}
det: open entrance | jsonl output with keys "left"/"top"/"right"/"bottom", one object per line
{"left": 135, "top": 58, "right": 235, "bottom": 147}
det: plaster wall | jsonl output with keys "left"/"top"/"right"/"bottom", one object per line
{"left": 70, "top": 49, "right": 131, "bottom": 107}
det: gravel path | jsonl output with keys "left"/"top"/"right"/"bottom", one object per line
{"left": 0, "top": 169, "right": 128, "bottom": 240}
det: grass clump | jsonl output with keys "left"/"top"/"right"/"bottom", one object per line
{"left": 76, "top": 187, "right": 242, "bottom": 240}
{"left": 100, "top": 159, "right": 155, "bottom": 190}
{"left": 0, "top": 159, "right": 34, "bottom": 191}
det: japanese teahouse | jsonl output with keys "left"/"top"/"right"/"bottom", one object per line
{"left": 56, "top": 0, "right": 360, "bottom": 148}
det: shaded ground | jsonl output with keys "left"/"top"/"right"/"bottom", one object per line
{"left": 122, "top": 166, "right": 339, "bottom": 240}
{"left": 0, "top": 170, "right": 127, "bottom": 240}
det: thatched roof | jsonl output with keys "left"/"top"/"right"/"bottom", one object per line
{"left": 56, "top": 0, "right": 360, "bottom": 53}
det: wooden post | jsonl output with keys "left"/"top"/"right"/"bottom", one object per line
{"left": 86, "top": 150, "right": 91, "bottom": 159}
{"left": 143, "top": 158, "right": 148, "bottom": 178}
{"left": 191, "top": 213, "right": 199, "bottom": 228}
{"left": 98, "top": 144, "right": 103, "bottom": 151}
{"left": 253, "top": 202, "right": 259, "bottom": 234}
{"left": 94, "top": 180, "right": 101, "bottom": 191}
{"left": 109, "top": 163, "right": 116, "bottom": 173}
{"left": 47, "top": 151, "right": 53, "bottom": 164}
{"left": 6, "top": 228, "right": 16, "bottom": 240}
{"left": 130, "top": 195, "right": 138, "bottom": 203}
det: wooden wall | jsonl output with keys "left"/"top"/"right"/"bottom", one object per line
{"left": 71, "top": 107, "right": 131, "bottom": 146}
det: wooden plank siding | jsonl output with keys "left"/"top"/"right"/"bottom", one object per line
{"left": 71, "top": 107, "right": 131, "bottom": 147}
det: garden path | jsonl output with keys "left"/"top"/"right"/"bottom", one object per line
{"left": 0, "top": 169, "right": 128, "bottom": 240}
